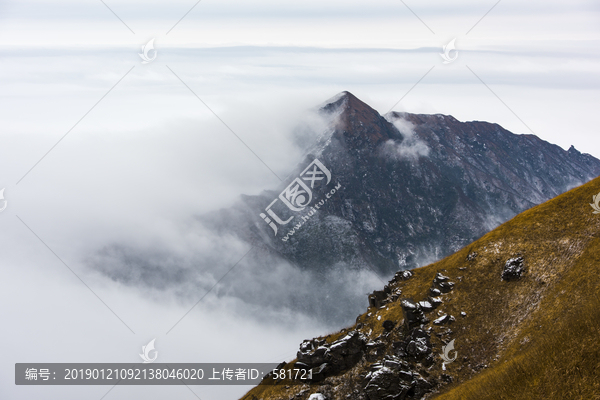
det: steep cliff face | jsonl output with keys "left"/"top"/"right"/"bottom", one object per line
{"left": 207, "top": 91, "right": 600, "bottom": 274}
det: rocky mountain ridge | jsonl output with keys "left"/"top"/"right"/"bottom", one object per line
{"left": 207, "top": 91, "right": 600, "bottom": 274}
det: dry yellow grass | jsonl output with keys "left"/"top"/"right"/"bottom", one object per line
{"left": 243, "top": 176, "right": 600, "bottom": 400}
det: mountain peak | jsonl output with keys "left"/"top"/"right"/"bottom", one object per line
{"left": 319, "top": 91, "right": 369, "bottom": 113}
{"left": 320, "top": 91, "right": 397, "bottom": 149}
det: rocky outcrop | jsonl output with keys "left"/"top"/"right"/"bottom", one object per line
{"left": 393, "top": 328, "right": 434, "bottom": 364}
{"left": 296, "top": 331, "right": 367, "bottom": 381}
{"left": 369, "top": 290, "right": 389, "bottom": 309}
{"left": 369, "top": 283, "right": 404, "bottom": 309}
{"left": 290, "top": 277, "right": 447, "bottom": 397}
{"left": 400, "top": 299, "right": 428, "bottom": 328}
{"left": 502, "top": 257, "right": 525, "bottom": 281}
{"left": 364, "top": 355, "right": 434, "bottom": 400}
{"left": 287, "top": 271, "right": 454, "bottom": 397}
{"left": 432, "top": 273, "right": 455, "bottom": 294}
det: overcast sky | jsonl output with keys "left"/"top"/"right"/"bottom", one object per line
{"left": 1, "top": 1, "right": 599, "bottom": 399}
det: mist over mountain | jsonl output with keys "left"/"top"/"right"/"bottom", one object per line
{"left": 90, "top": 92, "right": 600, "bottom": 326}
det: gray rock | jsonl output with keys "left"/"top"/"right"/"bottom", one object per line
{"left": 436, "top": 281, "right": 454, "bottom": 293}
{"left": 428, "top": 296, "right": 443, "bottom": 307}
{"left": 406, "top": 337, "right": 430, "bottom": 358}
{"left": 296, "top": 330, "right": 367, "bottom": 380}
{"left": 392, "top": 341, "right": 407, "bottom": 358}
{"left": 433, "top": 314, "right": 455, "bottom": 325}
{"left": 404, "top": 328, "right": 432, "bottom": 361}
{"left": 365, "top": 341, "right": 386, "bottom": 362}
{"left": 502, "top": 257, "right": 525, "bottom": 281}
{"left": 412, "top": 375, "right": 435, "bottom": 398}
{"left": 401, "top": 299, "right": 428, "bottom": 328}
{"left": 382, "top": 359, "right": 402, "bottom": 370}
{"left": 397, "top": 369, "right": 413, "bottom": 382}
{"left": 395, "top": 270, "right": 413, "bottom": 281}
{"left": 364, "top": 355, "right": 433, "bottom": 399}
{"left": 304, "top": 346, "right": 327, "bottom": 365}
{"left": 330, "top": 331, "right": 365, "bottom": 356}
{"left": 310, "top": 363, "right": 330, "bottom": 383}
{"left": 365, "top": 366, "right": 412, "bottom": 400}
{"left": 369, "top": 290, "right": 388, "bottom": 308}
{"left": 294, "top": 361, "right": 310, "bottom": 371}
{"left": 299, "top": 340, "right": 314, "bottom": 353}
{"left": 418, "top": 300, "right": 434, "bottom": 312}
{"left": 431, "top": 273, "right": 455, "bottom": 294}
{"left": 401, "top": 299, "right": 418, "bottom": 311}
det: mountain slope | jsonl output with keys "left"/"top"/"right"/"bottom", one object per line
{"left": 243, "top": 175, "right": 600, "bottom": 400}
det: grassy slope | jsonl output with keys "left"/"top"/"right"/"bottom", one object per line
{"left": 243, "top": 176, "right": 600, "bottom": 400}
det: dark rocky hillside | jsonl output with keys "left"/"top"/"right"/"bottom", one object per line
{"left": 205, "top": 91, "right": 600, "bottom": 274}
